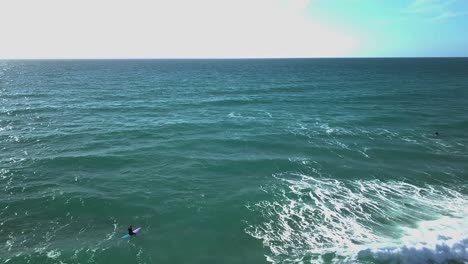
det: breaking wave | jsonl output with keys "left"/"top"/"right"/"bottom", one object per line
{"left": 245, "top": 173, "right": 468, "bottom": 263}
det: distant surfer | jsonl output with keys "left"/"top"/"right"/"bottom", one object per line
{"left": 128, "top": 225, "right": 135, "bottom": 236}
{"left": 435, "top": 131, "right": 439, "bottom": 136}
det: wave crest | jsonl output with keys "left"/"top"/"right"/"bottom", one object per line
{"left": 245, "top": 173, "right": 468, "bottom": 263}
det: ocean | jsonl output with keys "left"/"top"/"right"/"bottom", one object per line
{"left": 0, "top": 58, "right": 467, "bottom": 264}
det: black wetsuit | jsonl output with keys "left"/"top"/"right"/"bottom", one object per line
{"left": 128, "top": 227, "right": 135, "bottom": 236}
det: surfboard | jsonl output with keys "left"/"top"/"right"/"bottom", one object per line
{"left": 121, "top": 227, "right": 141, "bottom": 238}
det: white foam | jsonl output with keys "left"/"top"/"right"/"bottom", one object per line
{"left": 363, "top": 241, "right": 467, "bottom": 264}
{"left": 46, "top": 249, "right": 61, "bottom": 259}
{"left": 245, "top": 174, "right": 468, "bottom": 264}
{"left": 264, "top": 111, "right": 273, "bottom": 118}
{"left": 0, "top": 169, "right": 10, "bottom": 179}
{"left": 357, "top": 149, "right": 370, "bottom": 158}
{"left": 8, "top": 135, "right": 20, "bottom": 142}
{"left": 320, "top": 123, "right": 336, "bottom": 135}
{"left": 105, "top": 221, "right": 118, "bottom": 241}
{"left": 401, "top": 137, "right": 418, "bottom": 144}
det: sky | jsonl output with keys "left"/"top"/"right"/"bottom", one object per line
{"left": 0, "top": 0, "right": 467, "bottom": 59}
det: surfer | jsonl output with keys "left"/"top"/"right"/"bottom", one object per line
{"left": 435, "top": 131, "right": 439, "bottom": 136}
{"left": 128, "top": 225, "right": 135, "bottom": 236}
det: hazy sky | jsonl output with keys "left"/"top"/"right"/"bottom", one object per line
{"left": 0, "top": 0, "right": 467, "bottom": 58}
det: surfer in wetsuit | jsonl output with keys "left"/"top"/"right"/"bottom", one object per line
{"left": 128, "top": 225, "right": 135, "bottom": 236}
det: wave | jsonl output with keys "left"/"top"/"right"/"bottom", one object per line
{"left": 357, "top": 216, "right": 467, "bottom": 264}
{"left": 245, "top": 173, "right": 468, "bottom": 263}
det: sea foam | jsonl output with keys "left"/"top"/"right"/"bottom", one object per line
{"left": 245, "top": 173, "right": 468, "bottom": 263}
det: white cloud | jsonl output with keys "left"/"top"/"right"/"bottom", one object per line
{"left": 403, "top": 0, "right": 464, "bottom": 20}
{"left": 432, "top": 11, "right": 464, "bottom": 20}
{"left": 405, "top": 0, "right": 446, "bottom": 13}
{"left": 0, "top": 0, "right": 359, "bottom": 58}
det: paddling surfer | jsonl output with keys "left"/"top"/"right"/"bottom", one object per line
{"left": 128, "top": 225, "right": 135, "bottom": 236}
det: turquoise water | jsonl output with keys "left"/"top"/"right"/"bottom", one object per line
{"left": 1, "top": 59, "right": 467, "bottom": 264}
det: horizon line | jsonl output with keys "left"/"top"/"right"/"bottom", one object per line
{"left": 1, "top": 56, "right": 468, "bottom": 60}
